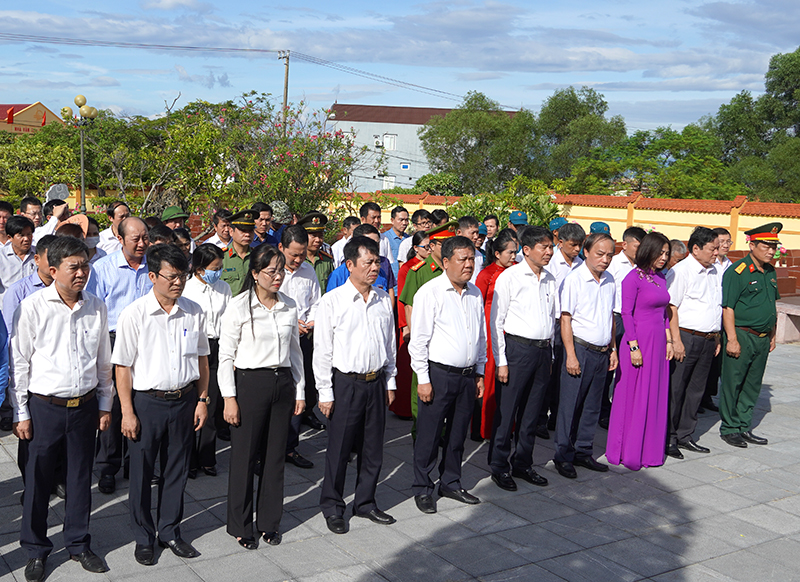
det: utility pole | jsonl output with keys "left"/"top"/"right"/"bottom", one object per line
{"left": 279, "top": 50, "right": 290, "bottom": 136}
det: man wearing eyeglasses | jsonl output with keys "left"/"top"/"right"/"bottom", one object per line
{"left": 86, "top": 217, "right": 153, "bottom": 495}
{"left": 113, "top": 244, "right": 210, "bottom": 565}
{"left": 397, "top": 210, "right": 433, "bottom": 266}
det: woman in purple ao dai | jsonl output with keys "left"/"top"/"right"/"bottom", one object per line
{"left": 606, "top": 232, "right": 674, "bottom": 470}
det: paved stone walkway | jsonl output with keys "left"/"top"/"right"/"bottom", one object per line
{"left": 2, "top": 345, "right": 800, "bottom": 581}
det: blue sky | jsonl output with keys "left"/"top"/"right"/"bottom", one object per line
{"left": 1, "top": 0, "right": 799, "bottom": 130}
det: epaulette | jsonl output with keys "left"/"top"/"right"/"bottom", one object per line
{"left": 319, "top": 250, "right": 333, "bottom": 260}
{"left": 227, "top": 247, "right": 235, "bottom": 258}
{"left": 411, "top": 261, "right": 426, "bottom": 272}
{"left": 430, "top": 263, "right": 437, "bottom": 271}
{"left": 734, "top": 262, "right": 746, "bottom": 275}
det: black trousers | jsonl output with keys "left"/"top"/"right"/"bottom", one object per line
{"left": 600, "top": 313, "right": 624, "bottom": 420}
{"left": 539, "top": 327, "right": 564, "bottom": 428}
{"left": 127, "top": 386, "right": 195, "bottom": 546}
{"left": 320, "top": 371, "right": 387, "bottom": 518}
{"left": 21, "top": 394, "right": 98, "bottom": 559}
{"left": 488, "top": 339, "right": 551, "bottom": 474}
{"left": 95, "top": 331, "right": 126, "bottom": 478}
{"left": 669, "top": 331, "right": 717, "bottom": 445}
{"left": 287, "top": 334, "right": 318, "bottom": 453}
{"left": 412, "top": 364, "right": 475, "bottom": 496}
{"left": 704, "top": 351, "right": 722, "bottom": 402}
{"left": 227, "top": 368, "right": 294, "bottom": 538}
{"left": 192, "top": 339, "right": 221, "bottom": 469}
{"left": 554, "top": 343, "right": 609, "bottom": 464}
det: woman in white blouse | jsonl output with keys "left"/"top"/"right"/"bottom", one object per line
{"left": 218, "top": 243, "right": 305, "bottom": 549}
{"left": 182, "top": 243, "right": 232, "bottom": 478}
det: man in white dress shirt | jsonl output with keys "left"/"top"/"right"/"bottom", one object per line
{"left": 601, "top": 226, "right": 646, "bottom": 428}
{"left": 666, "top": 227, "right": 721, "bottom": 458}
{"left": 279, "top": 225, "right": 322, "bottom": 469}
{"left": 204, "top": 209, "right": 233, "bottom": 249}
{"left": 32, "top": 200, "right": 69, "bottom": 246}
{"left": 456, "top": 215, "right": 484, "bottom": 283}
{"left": 314, "top": 236, "right": 398, "bottom": 534}
{"left": 554, "top": 232, "right": 618, "bottom": 479}
{"left": 97, "top": 201, "right": 130, "bottom": 255}
{"left": 539, "top": 223, "right": 586, "bottom": 436}
{"left": 331, "top": 216, "right": 360, "bottom": 267}
{"left": 113, "top": 244, "right": 210, "bottom": 565}
{"left": 489, "top": 226, "right": 558, "bottom": 492}
{"left": 10, "top": 236, "right": 113, "bottom": 581}
{"left": 0, "top": 216, "right": 36, "bottom": 304}
{"left": 360, "top": 202, "right": 391, "bottom": 258}
{"left": 409, "top": 236, "right": 486, "bottom": 513}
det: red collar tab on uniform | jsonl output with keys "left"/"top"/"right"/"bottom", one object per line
{"left": 749, "top": 264, "right": 755, "bottom": 273}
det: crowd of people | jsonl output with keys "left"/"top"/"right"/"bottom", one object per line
{"left": 0, "top": 194, "right": 782, "bottom": 582}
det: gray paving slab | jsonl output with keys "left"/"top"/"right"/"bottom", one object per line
{"left": 2, "top": 343, "right": 800, "bottom": 581}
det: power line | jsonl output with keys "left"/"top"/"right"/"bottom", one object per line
{"left": 0, "top": 32, "right": 463, "bottom": 102}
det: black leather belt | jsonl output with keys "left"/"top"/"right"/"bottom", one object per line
{"left": 680, "top": 327, "right": 720, "bottom": 340}
{"left": 574, "top": 337, "right": 610, "bottom": 353}
{"left": 429, "top": 361, "right": 477, "bottom": 376}
{"left": 32, "top": 388, "right": 96, "bottom": 408}
{"left": 506, "top": 334, "right": 551, "bottom": 349}
{"left": 142, "top": 383, "right": 196, "bottom": 401}
{"left": 335, "top": 369, "right": 381, "bottom": 382}
{"left": 736, "top": 326, "right": 771, "bottom": 338}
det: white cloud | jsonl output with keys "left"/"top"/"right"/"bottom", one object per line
{"left": 174, "top": 64, "right": 231, "bottom": 88}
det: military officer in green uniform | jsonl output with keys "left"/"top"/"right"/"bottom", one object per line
{"left": 398, "top": 221, "right": 456, "bottom": 438}
{"left": 221, "top": 210, "right": 257, "bottom": 296}
{"left": 298, "top": 211, "right": 335, "bottom": 293}
{"left": 719, "top": 222, "right": 781, "bottom": 448}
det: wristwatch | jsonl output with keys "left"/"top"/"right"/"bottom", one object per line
{"left": 197, "top": 397, "right": 211, "bottom": 404}
{"left": 629, "top": 345, "right": 640, "bottom": 352}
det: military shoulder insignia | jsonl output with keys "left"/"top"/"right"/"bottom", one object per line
{"left": 411, "top": 261, "right": 426, "bottom": 271}
{"left": 319, "top": 250, "right": 333, "bottom": 260}
{"left": 749, "top": 264, "right": 755, "bottom": 273}
{"left": 431, "top": 263, "right": 437, "bottom": 271}
{"left": 735, "top": 262, "right": 746, "bottom": 274}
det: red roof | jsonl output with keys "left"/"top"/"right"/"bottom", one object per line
{"left": 740, "top": 201, "right": 800, "bottom": 218}
{"left": 555, "top": 193, "right": 640, "bottom": 209}
{"left": 0, "top": 104, "right": 32, "bottom": 114}
{"left": 330, "top": 104, "right": 453, "bottom": 126}
{"left": 635, "top": 195, "right": 747, "bottom": 214}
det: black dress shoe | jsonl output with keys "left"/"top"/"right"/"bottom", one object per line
{"left": 414, "top": 494, "right": 436, "bottom": 514}
{"left": 741, "top": 431, "right": 768, "bottom": 445}
{"left": 237, "top": 537, "right": 258, "bottom": 550}
{"left": 573, "top": 456, "right": 609, "bottom": 472}
{"left": 554, "top": 461, "right": 577, "bottom": 479}
{"left": 546, "top": 416, "right": 556, "bottom": 431}
{"left": 187, "top": 468, "right": 197, "bottom": 480}
{"left": 325, "top": 516, "right": 347, "bottom": 534}
{"left": 53, "top": 482, "right": 66, "bottom": 500}
{"left": 469, "top": 432, "right": 484, "bottom": 443}
{"left": 598, "top": 416, "right": 610, "bottom": 430}
{"left": 439, "top": 487, "right": 480, "bottom": 505}
{"left": 678, "top": 439, "right": 710, "bottom": 453}
{"left": 512, "top": 467, "right": 548, "bottom": 487}
{"left": 0, "top": 417, "right": 12, "bottom": 432}
{"left": 200, "top": 466, "right": 217, "bottom": 477}
{"left": 254, "top": 458, "right": 263, "bottom": 476}
{"left": 285, "top": 451, "right": 314, "bottom": 469}
{"left": 535, "top": 425, "right": 550, "bottom": 440}
{"left": 721, "top": 433, "right": 748, "bottom": 448}
{"left": 491, "top": 472, "right": 517, "bottom": 491}
{"left": 302, "top": 414, "right": 326, "bottom": 431}
{"left": 262, "top": 531, "right": 282, "bottom": 545}
{"left": 697, "top": 407, "right": 706, "bottom": 414}
{"left": 158, "top": 538, "right": 199, "bottom": 558}
{"left": 70, "top": 549, "right": 107, "bottom": 573}
{"left": 98, "top": 475, "right": 115, "bottom": 494}
{"left": 134, "top": 544, "right": 154, "bottom": 566}
{"left": 217, "top": 427, "right": 231, "bottom": 442}
{"left": 24, "top": 557, "right": 46, "bottom": 582}
{"left": 701, "top": 400, "right": 719, "bottom": 412}
{"left": 666, "top": 444, "right": 684, "bottom": 459}
{"left": 354, "top": 508, "right": 396, "bottom": 525}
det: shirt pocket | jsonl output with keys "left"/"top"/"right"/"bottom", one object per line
{"left": 81, "top": 328, "right": 102, "bottom": 359}
{"left": 183, "top": 330, "right": 200, "bottom": 356}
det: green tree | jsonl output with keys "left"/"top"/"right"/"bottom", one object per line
{"left": 763, "top": 46, "right": 800, "bottom": 135}
{"left": 0, "top": 137, "right": 78, "bottom": 205}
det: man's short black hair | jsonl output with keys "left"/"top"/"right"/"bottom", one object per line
{"left": 520, "top": 225, "right": 554, "bottom": 249}
{"left": 212, "top": 209, "right": 233, "bottom": 225}
{"left": 484, "top": 214, "right": 499, "bottom": 226}
{"left": 43, "top": 199, "right": 66, "bottom": 219}
{"left": 442, "top": 235, "right": 475, "bottom": 261}
{"left": 35, "top": 234, "right": 58, "bottom": 257}
{"left": 19, "top": 197, "right": 42, "bottom": 214}
{"left": 411, "top": 209, "right": 432, "bottom": 225}
{"left": 106, "top": 201, "right": 129, "bottom": 218}
{"left": 712, "top": 227, "right": 731, "bottom": 237}
{"left": 47, "top": 235, "right": 88, "bottom": 269}
{"left": 6, "top": 215, "right": 34, "bottom": 237}
{"left": 390, "top": 206, "right": 408, "bottom": 219}
{"left": 87, "top": 216, "right": 99, "bottom": 229}
{"left": 342, "top": 216, "right": 361, "bottom": 230}
{"left": 431, "top": 209, "right": 449, "bottom": 225}
{"left": 149, "top": 224, "right": 177, "bottom": 244}
{"left": 251, "top": 202, "right": 273, "bottom": 215}
{"left": 0, "top": 201, "right": 14, "bottom": 215}
{"left": 146, "top": 241, "right": 189, "bottom": 274}
{"left": 558, "top": 223, "right": 585, "bottom": 245}
{"left": 688, "top": 226, "right": 717, "bottom": 254}
{"left": 359, "top": 202, "right": 381, "bottom": 218}
{"left": 623, "top": 226, "right": 647, "bottom": 243}
{"left": 281, "top": 224, "right": 309, "bottom": 247}
{"left": 343, "top": 236, "right": 380, "bottom": 265}
{"left": 457, "top": 216, "right": 480, "bottom": 231}
{"left": 353, "top": 223, "right": 379, "bottom": 238}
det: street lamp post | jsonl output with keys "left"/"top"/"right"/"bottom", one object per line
{"left": 61, "top": 95, "right": 98, "bottom": 213}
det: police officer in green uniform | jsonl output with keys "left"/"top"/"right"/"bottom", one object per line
{"left": 298, "top": 211, "right": 335, "bottom": 293}
{"left": 221, "top": 210, "right": 257, "bottom": 296}
{"left": 398, "top": 221, "right": 456, "bottom": 438}
{"left": 719, "top": 222, "right": 781, "bottom": 448}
